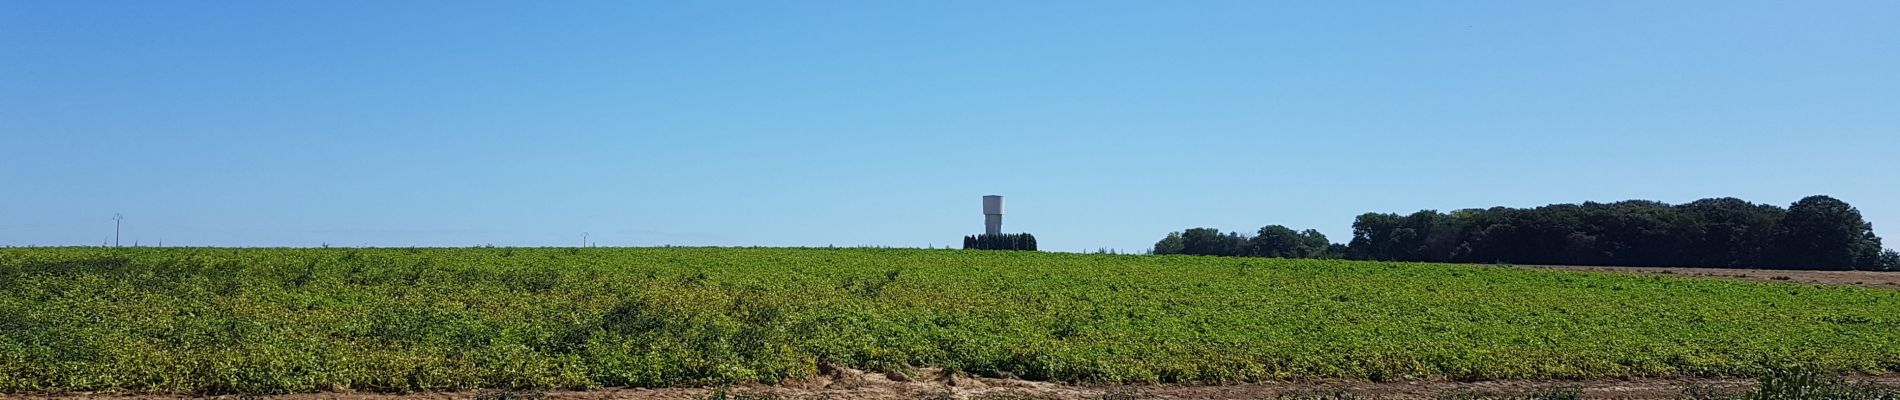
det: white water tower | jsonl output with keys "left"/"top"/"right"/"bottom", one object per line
{"left": 982, "top": 195, "right": 1003, "bottom": 235}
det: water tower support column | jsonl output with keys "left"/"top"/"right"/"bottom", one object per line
{"left": 983, "top": 195, "right": 1004, "bottom": 235}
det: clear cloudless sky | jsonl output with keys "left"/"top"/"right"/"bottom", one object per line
{"left": 3, "top": 1, "right": 1897, "bottom": 252}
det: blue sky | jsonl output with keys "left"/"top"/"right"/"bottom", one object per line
{"left": 3, "top": 1, "right": 1897, "bottom": 251}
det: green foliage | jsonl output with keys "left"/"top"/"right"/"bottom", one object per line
{"left": 964, "top": 233, "right": 1038, "bottom": 251}
{"left": 1153, "top": 226, "right": 1337, "bottom": 259}
{"left": 1768, "top": 196, "right": 1885, "bottom": 270}
{"left": 1178, "top": 228, "right": 1247, "bottom": 256}
{"left": 1151, "top": 227, "right": 1242, "bottom": 256}
{"left": 2, "top": 247, "right": 1900, "bottom": 394}
{"left": 1249, "top": 226, "right": 1334, "bottom": 259}
{"left": 1344, "top": 196, "right": 1886, "bottom": 270}
{"left": 1151, "top": 233, "right": 1184, "bottom": 255}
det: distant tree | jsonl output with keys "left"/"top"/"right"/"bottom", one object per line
{"left": 1675, "top": 198, "right": 1785, "bottom": 267}
{"left": 1881, "top": 249, "right": 1899, "bottom": 271}
{"left": 1325, "top": 243, "right": 1349, "bottom": 259}
{"left": 1348, "top": 213, "right": 1404, "bottom": 260}
{"left": 1153, "top": 225, "right": 1336, "bottom": 259}
{"left": 1153, "top": 195, "right": 1879, "bottom": 270}
{"left": 1298, "top": 229, "right": 1332, "bottom": 258}
{"left": 1348, "top": 212, "right": 1449, "bottom": 261}
{"left": 1767, "top": 196, "right": 1882, "bottom": 270}
{"left": 1153, "top": 232, "right": 1185, "bottom": 255}
{"left": 1396, "top": 210, "right": 1446, "bottom": 261}
{"left": 1249, "top": 225, "right": 1305, "bottom": 258}
{"left": 1333, "top": 195, "right": 1881, "bottom": 270}
{"left": 1248, "top": 225, "right": 1333, "bottom": 258}
{"left": 1416, "top": 210, "right": 1492, "bottom": 263}
{"left": 1861, "top": 236, "right": 1889, "bottom": 270}
{"left": 964, "top": 233, "right": 1038, "bottom": 251}
{"left": 1582, "top": 200, "right": 1695, "bottom": 267}
{"left": 1180, "top": 228, "right": 1246, "bottom": 256}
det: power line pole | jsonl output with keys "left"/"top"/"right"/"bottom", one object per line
{"left": 583, "top": 232, "right": 590, "bottom": 248}
{"left": 113, "top": 213, "right": 123, "bottom": 247}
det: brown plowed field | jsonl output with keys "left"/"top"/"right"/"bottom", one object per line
{"left": 1525, "top": 265, "right": 1900, "bottom": 288}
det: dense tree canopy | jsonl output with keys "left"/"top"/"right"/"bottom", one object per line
{"left": 1179, "top": 228, "right": 1247, "bottom": 257}
{"left": 1676, "top": 197, "right": 1784, "bottom": 267}
{"left": 1153, "top": 226, "right": 1339, "bottom": 258}
{"left": 1766, "top": 196, "right": 1884, "bottom": 270}
{"left": 1149, "top": 195, "right": 1887, "bottom": 271}
{"left": 1344, "top": 196, "right": 1885, "bottom": 270}
{"left": 1250, "top": 225, "right": 1333, "bottom": 259}
{"left": 1152, "top": 232, "right": 1185, "bottom": 255}
{"left": 964, "top": 233, "right": 1037, "bottom": 251}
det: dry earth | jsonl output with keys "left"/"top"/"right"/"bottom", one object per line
{"left": 12, "top": 368, "right": 1900, "bottom": 400}
{"left": 1524, "top": 265, "right": 1900, "bottom": 288}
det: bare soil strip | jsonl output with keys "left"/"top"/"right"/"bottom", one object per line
{"left": 1522, "top": 264, "right": 1900, "bottom": 288}
{"left": 14, "top": 368, "right": 1899, "bottom": 400}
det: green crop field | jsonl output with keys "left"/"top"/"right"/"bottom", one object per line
{"left": 1, "top": 247, "right": 1897, "bottom": 394}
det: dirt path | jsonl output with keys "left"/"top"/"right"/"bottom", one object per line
{"left": 15, "top": 368, "right": 1899, "bottom": 400}
{"left": 1523, "top": 265, "right": 1900, "bottom": 288}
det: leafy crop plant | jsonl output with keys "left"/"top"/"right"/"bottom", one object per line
{"left": 1, "top": 247, "right": 1897, "bottom": 394}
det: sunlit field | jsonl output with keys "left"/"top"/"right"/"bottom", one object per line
{"left": 2, "top": 247, "right": 1896, "bottom": 394}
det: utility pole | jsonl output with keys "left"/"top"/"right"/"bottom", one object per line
{"left": 583, "top": 232, "right": 590, "bottom": 248}
{"left": 113, "top": 213, "right": 123, "bottom": 247}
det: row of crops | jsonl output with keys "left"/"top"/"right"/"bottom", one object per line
{"left": 1, "top": 247, "right": 1897, "bottom": 394}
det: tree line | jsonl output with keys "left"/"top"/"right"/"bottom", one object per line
{"left": 965, "top": 233, "right": 1038, "bottom": 251}
{"left": 1153, "top": 195, "right": 1897, "bottom": 271}
{"left": 1152, "top": 225, "right": 1344, "bottom": 259}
